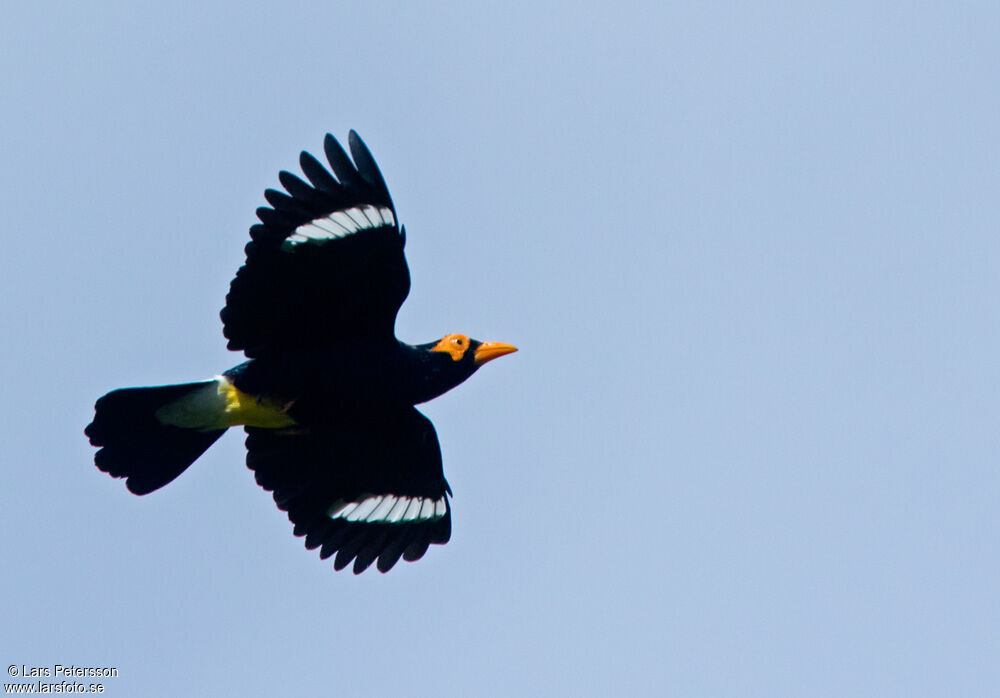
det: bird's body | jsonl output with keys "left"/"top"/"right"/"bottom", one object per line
{"left": 223, "top": 339, "right": 484, "bottom": 418}
{"left": 85, "top": 132, "right": 516, "bottom": 573}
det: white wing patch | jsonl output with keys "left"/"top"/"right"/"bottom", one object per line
{"left": 327, "top": 494, "right": 448, "bottom": 523}
{"left": 281, "top": 206, "right": 396, "bottom": 250}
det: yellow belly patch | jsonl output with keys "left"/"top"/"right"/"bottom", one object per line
{"left": 155, "top": 376, "right": 296, "bottom": 430}
{"left": 218, "top": 378, "right": 296, "bottom": 428}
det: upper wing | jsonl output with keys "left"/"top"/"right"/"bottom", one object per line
{"left": 245, "top": 407, "right": 452, "bottom": 574}
{"left": 221, "top": 131, "right": 410, "bottom": 358}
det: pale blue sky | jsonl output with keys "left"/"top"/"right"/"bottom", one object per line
{"left": 2, "top": 2, "right": 998, "bottom": 696}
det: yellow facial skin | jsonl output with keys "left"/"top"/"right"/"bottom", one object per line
{"left": 431, "top": 334, "right": 472, "bottom": 361}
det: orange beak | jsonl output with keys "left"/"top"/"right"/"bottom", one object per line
{"left": 473, "top": 341, "right": 518, "bottom": 366}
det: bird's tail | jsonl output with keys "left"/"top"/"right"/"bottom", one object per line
{"left": 85, "top": 381, "right": 228, "bottom": 495}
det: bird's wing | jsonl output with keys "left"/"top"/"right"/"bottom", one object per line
{"left": 245, "top": 407, "right": 452, "bottom": 574}
{"left": 221, "top": 131, "right": 410, "bottom": 358}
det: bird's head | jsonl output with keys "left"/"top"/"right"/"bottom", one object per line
{"left": 415, "top": 333, "right": 517, "bottom": 398}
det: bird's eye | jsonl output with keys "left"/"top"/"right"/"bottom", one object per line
{"left": 453, "top": 337, "right": 464, "bottom": 346}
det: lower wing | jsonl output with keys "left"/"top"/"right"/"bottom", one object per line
{"left": 245, "top": 407, "right": 452, "bottom": 574}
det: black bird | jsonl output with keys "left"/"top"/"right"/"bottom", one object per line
{"left": 85, "top": 131, "right": 517, "bottom": 574}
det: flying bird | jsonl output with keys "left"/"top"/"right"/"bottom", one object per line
{"left": 85, "top": 131, "right": 517, "bottom": 574}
